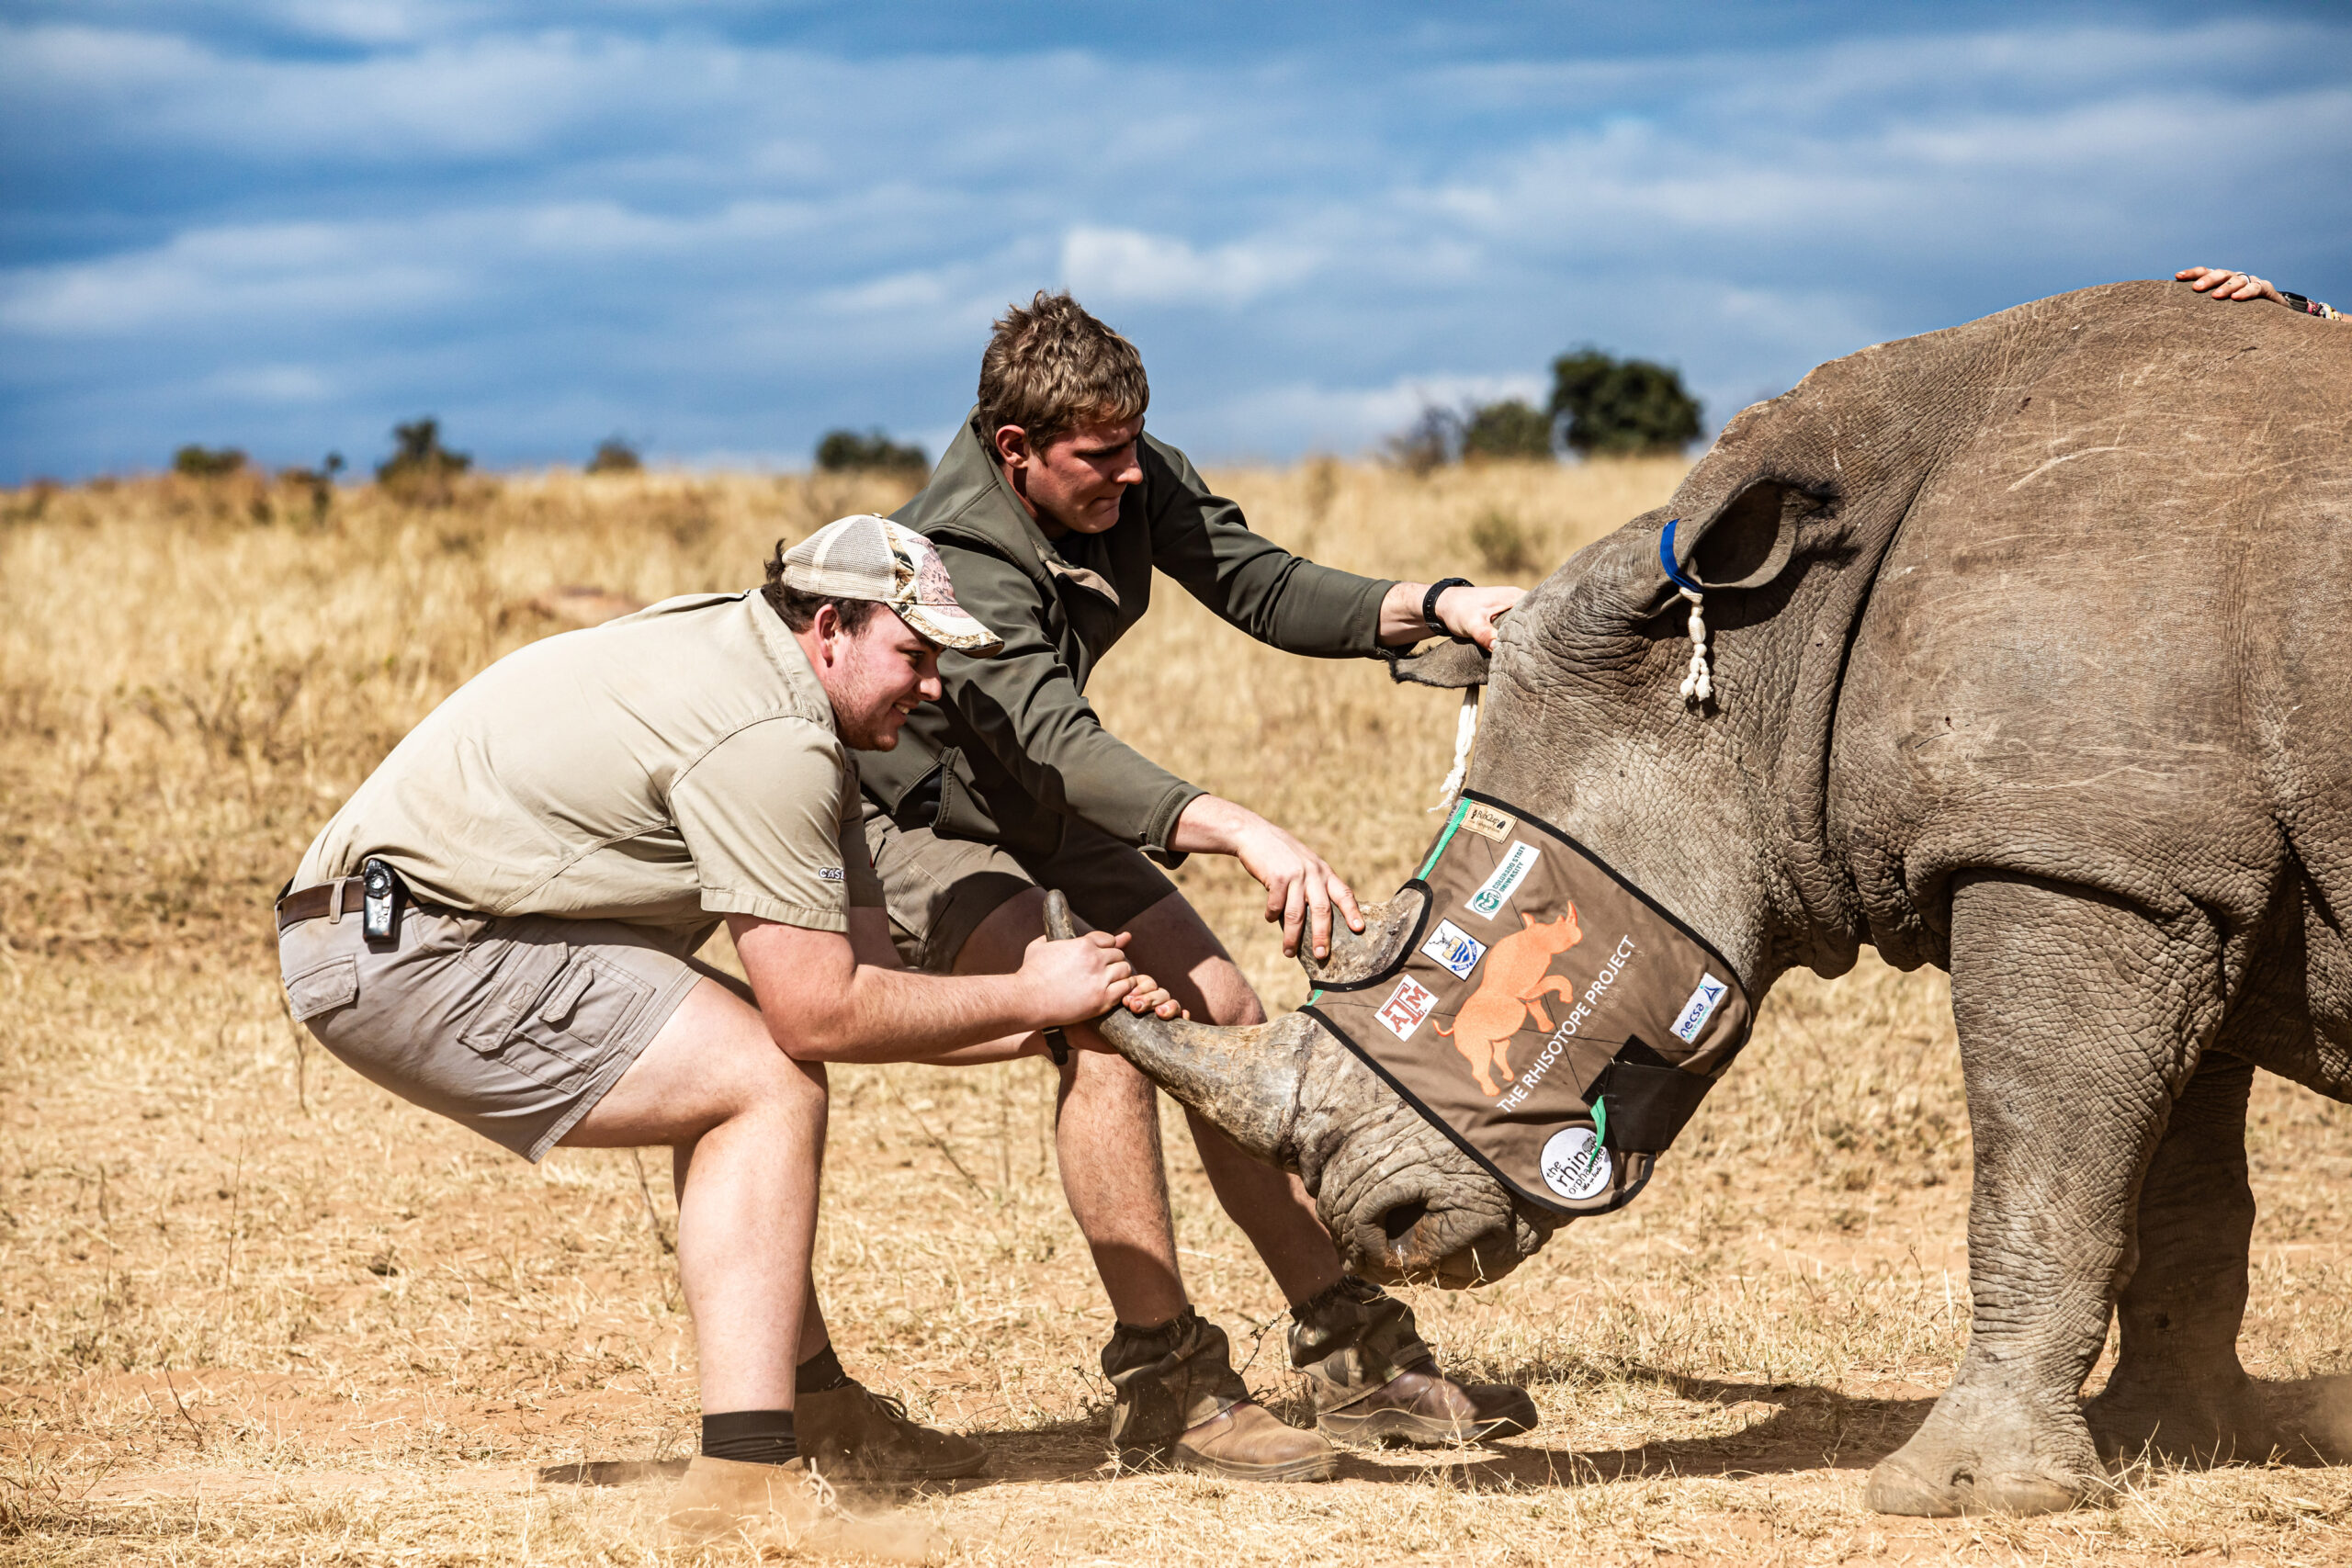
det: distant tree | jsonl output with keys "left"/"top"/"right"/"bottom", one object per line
{"left": 377, "top": 418, "right": 472, "bottom": 505}
{"left": 174, "top": 445, "right": 247, "bottom": 479}
{"left": 1458, "top": 399, "right": 1555, "bottom": 462}
{"left": 1547, "top": 349, "right": 1702, "bottom": 457}
{"left": 277, "top": 452, "right": 345, "bottom": 524}
{"left": 587, "top": 436, "right": 643, "bottom": 474}
{"left": 815, "top": 428, "right": 928, "bottom": 475}
{"left": 1380, "top": 405, "right": 1461, "bottom": 476}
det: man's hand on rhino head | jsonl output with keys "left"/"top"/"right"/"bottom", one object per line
{"left": 1375, "top": 581, "right": 1526, "bottom": 652}
{"left": 1016, "top": 929, "right": 1136, "bottom": 1024}
{"left": 2177, "top": 265, "right": 2283, "bottom": 306}
{"left": 1435, "top": 584, "right": 1524, "bottom": 651}
{"left": 1170, "top": 794, "right": 1365, "bottom": 961}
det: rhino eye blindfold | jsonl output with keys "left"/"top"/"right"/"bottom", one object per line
{"left": 1303, "top": 790, "right": 1752, "bottom": 1216}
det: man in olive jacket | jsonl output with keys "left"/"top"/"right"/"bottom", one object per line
{"left": 859, "top": 291, "right": 1535, "bottom": 1481}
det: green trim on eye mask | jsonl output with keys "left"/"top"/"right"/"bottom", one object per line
{"left": 1416, "top": 797, "right": 1470, "bottom": 881}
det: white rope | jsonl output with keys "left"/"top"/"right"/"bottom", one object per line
{"left": 1677, "top": 588, "right": 1713, "bottom": 705}
{"left": 1430, "top": 685, "right": 1481, "bottom": 812}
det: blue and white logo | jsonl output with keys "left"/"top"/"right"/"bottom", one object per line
{"left": 1670, "top": 973, "right": 1730, "bottom": 1043}
{"left": 1420, "top": 919, "right": 1487, "bottom": 980}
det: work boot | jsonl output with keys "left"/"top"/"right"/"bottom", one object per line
{"left": 797, "top": 1379, "right": 989, "bottom": 1483}
{"left": 1102, "top": 1307, "right": 1337, "bottom": 1482}
{"left": 1291, "top": 1276, "right": 1539, "bottom": 1447}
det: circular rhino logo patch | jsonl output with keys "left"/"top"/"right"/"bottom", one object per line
{"left": 1540, "top": 1125, "right": 1611, "bottom": 1201}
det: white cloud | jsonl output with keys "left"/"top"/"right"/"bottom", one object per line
{"left": 1060, "top": 227, "right": 1322, "bottom": 308}
{"left": 1, "top": 221, "right": 467, "bottom": 335}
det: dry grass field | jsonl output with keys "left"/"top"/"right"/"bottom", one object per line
{"left": 5, "top": 457, "right": 2351, "bottom": 1565}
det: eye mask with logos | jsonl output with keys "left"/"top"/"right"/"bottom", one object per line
{"left": 1302, "top": 790, "right": 1753, "bottom": 1215}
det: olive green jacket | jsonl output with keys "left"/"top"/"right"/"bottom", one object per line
{"left": 860, "top": 413, "right": 1395, "bottom": 861}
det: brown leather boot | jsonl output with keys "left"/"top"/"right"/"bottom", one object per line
{"left": 796, "top": 1380, "right": 989, "bottom": 1483}
{"left": 1290, "top": 1276, "right": 1539, "bottom": 1447}
{"left": 1102, "top": 1308, "right": 1337, "bottom": 1482}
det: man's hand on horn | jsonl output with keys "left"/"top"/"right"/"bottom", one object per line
{"left": 1170, "top": 794, "right": 1365, "bottom": 961}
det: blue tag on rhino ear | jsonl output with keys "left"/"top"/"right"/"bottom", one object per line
{"left": 1659, "top": 519, "right": 1705, "bottom": 593}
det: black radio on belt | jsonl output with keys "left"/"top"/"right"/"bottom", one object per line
{"left": 360, "top": 857, "right": 400, "bottom": 942}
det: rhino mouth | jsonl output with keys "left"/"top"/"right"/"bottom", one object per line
{"left": 1312, "top": 1096, "right": 1562, "bottom": 1288}
{"left": 1041, "top": 890, "right": 1559, "bottom": 1288}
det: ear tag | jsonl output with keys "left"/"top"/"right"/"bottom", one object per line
{"left": 1659, "top": 520, "right": 1713, "bottom": 707}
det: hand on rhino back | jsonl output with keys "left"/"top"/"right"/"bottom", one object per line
{"left": 1102, "top": 276, "right": 2352, "bottom": 1517}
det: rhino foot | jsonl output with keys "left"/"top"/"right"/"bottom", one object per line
{"left": 1866, "top": 1393, "right": 2104, "bottom": 1517}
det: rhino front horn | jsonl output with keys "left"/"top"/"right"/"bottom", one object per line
{"left": 1042, "top": 888, "right": 1307, "bottom": 1166}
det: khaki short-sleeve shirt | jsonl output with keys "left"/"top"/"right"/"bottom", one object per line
{"left": 294, "top": 592, "right": 883, "bottom": 943}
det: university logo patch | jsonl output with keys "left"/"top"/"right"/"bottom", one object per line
{"left": 1420, "top": 919, "right": 1487, "bottom": 980}
{"left": 1374, "top": 976, "right": 1438, "bottom": 1041}
{"left": 1465, "top": 840, "right": 1542, "bottom": 921}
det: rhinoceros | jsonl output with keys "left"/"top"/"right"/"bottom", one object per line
{"left": 1046, "top": 278, "right": 2352, "bottom": 1517}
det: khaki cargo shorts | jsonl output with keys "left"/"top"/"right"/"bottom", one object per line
{"left": 862, "top": 798, "right": 1177, "bottom": 973}
{"left": 277, "top": 893, "right": 705, "bottom": 1160}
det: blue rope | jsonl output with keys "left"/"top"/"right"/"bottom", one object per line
{"left": 1658, "top": 518, "right": 1705, "bottom": 594}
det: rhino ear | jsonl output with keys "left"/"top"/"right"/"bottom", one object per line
{"left": 1381, "top": 638, "right": 1488, "bottom": 689}
{"left": 1663, "top": 476, "right": 1832, "bottom": 596}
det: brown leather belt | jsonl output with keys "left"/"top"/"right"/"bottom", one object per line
{"left": 276, "top": 876, "right": 365, "bottom": 931}
{"left": 275, "top": 876, "right": 461, "bottom": 931}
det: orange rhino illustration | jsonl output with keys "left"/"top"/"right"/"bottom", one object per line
{"left": 1435, "top": 907, "right": 1586, "bottom": 1098}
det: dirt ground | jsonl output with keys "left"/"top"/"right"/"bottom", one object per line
{"left": 5, "top": 459, "right": 2351, "bottom": 1564}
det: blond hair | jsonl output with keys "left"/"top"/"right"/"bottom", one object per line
{"left": 977, "top": 291, "right": 1149, "bottom": 451}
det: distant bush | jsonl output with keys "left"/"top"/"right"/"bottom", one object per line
{"left": 1466, "top": 508, "right": 1539, "bottom": 575}
{"left": 815, "top": 428, "right": 928, "bottom": 475}
{"left": 1459, "top": 400, "right": 1555, "bottom": 462}
{"left": 377, "top": 418, "right": 472, "bottom": 506}
{"left": 277, "top": 453, "right": 345, "bottom": 525}
{"left": 174, "top": 445, "right": 247, "bottom": 479}
{"left": 1380, "top": 405, "right": 1460, "bottom": 476}
{"left": 1548, "top": 349, "right": 1702, "bottom": 457}
{"left": 1384, "top": 397, "right": 1556, "bottom": 472}
{"left": 587, "top": 437, "right": 643, "bottom": 474}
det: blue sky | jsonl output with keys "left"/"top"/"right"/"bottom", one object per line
{"left": 4, "top": 2, "right": 2347, "bottom": 482}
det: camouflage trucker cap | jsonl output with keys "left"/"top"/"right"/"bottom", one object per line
{"left": 781, "top": 514, "right": 1004, "bottom": 657}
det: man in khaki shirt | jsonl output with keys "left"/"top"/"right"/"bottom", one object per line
{"left": 277, "top": 515, "right": 1147, "bottom": 1536}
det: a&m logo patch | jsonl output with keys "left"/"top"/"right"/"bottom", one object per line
{"left": 1374, "top": 976, "right": 1438, "bottom": 1041}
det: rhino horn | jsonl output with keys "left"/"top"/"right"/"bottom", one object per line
{"left": 1043, "top": 890, "right": 1305, "bottom": 1163}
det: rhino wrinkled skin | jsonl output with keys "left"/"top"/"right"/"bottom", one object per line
{"left": 1088, "top": 281, "right": 2352, "bottom": 1515}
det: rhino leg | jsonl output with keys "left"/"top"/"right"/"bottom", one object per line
{"left": 2082, "top": 1053, "right": 2268, "bottom": 1463}
{"left": 2086, "top": 1051, "right": 2352, "bottom": 1467}
{"left": 1868, "top": 874, "right": 2211, "bottom": 1517}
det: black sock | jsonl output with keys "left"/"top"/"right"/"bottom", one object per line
{"left": 701, "top": 1409, "right": 797, "bottom": 1466}
{"left": 796, "top": 1344, "right": 853, "bottom": 1394}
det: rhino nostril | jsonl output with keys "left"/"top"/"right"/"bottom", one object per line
{"left": 1379, "top": 1199, "right": 1430, "bottom": 1244}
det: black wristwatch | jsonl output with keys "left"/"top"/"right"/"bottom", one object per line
{"left": 1421, "top": 578, "right": 1473, "bottom": 642}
